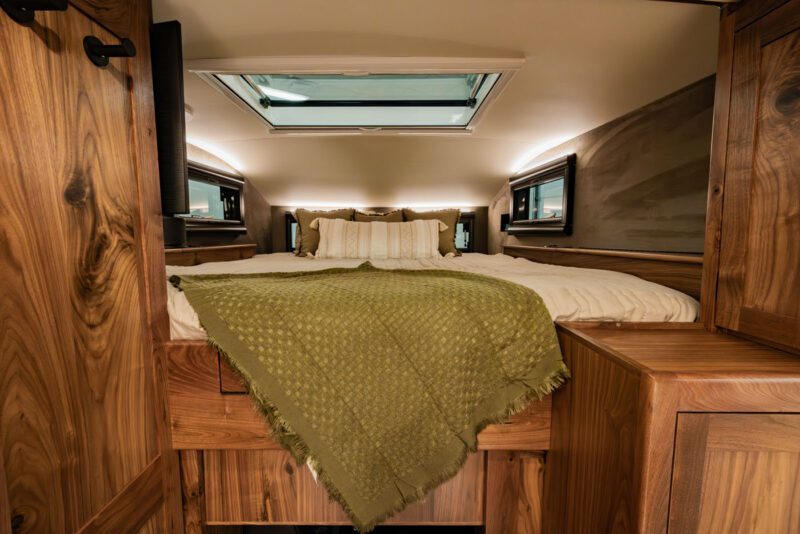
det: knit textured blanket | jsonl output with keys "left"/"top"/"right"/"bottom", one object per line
{"left": 172, "top": 262, "right": 568, "bottom": 532}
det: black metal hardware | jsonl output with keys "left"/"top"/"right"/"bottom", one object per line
{"left": 83, "top": 35, "right": 136, "bottom": 67}
{"left": 259, "top": 97, "right": 477, "bottom": 109}
{"left": 1, "top": 0, "right": 66, "bottom": 25}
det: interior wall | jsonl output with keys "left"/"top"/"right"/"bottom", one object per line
{"left": 488, "top": 75, "right": 715, "bottom": 254}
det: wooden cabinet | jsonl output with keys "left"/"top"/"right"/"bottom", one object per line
{"left": 704, "top": 0, "right": 800, "bottom": 351}
{"left": 669, "top": 414, "right": 800, "bottom": 533}
{"left": 0, "top": 1, "right": 177, "bottom": 532}
{"left": 544, "top": 323, "right": 800, "bottom": 534}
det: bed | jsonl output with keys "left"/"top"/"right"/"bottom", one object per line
{"left": 167, "top": 252, "right": 699, "bottom": 340}
{"left": 165, "top": 250, "right": 700, "bottom": 531}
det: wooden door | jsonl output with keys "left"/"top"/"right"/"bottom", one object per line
{"left": 669, "top": 414, "right": 800, "bottom": 533}
{"left": 714, "top": 0, "right": 800, "bottom": 350}
{"left": 0, "top": 4, "right": 171, "bottom": 533}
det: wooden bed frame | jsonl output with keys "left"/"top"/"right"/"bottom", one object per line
{"left": 164, "top": 246, "right": 701, "bottom": 532}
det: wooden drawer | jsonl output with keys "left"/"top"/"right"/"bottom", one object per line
{"left": 203, "top": 450, "right": 485, "bottom": 525}
{"left": 166, "top": 341, "right": 552, "bottom": 450}
{"left": 669, "top": 413, "right": 800, "bottom": 533}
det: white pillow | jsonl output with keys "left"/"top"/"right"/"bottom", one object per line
{"left": 312, "top": 218, "right": 447, "bottom": 259}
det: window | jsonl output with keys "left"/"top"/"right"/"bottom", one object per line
{"left": 456, "top": 214, "right": 475, "bottom": 252}
{"left": 209, "top": 73, "right": 501, "bottom": 130}
{"left": 181, "top": 164, "right": 246, "bottom": 233}
{"left": 508, "top": 154, "right": 575, "bottom": 235}
{"left": 285, "top": 212, "right": 298, "bottom": 252}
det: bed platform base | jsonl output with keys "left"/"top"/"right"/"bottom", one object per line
{"left": 166, "top": 340, "right": 551, "bottom": 532}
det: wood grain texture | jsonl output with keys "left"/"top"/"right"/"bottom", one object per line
{"left": 169, "top": 341, "right": 552, "bottom": 450}
{"left": 203, "top": 450, "right": 484, "bottom": 525}
{"left": 715, "top": 0, "right": 800, "bottom": 351}
{"left": 485, "top": 452, "right": 544, "bottom": 534}
{"left": 166, "top": 342, "right": 280, "bottom": 449}
{"left": 73, "top": 0, "right": 182, "bottom": 530}
{"left": 490, "top": 76, "right": 715, "bottom": 255}
{"left": 701, "top": 12, "right": 735, "bottom": 329}
{"left": 504, "top": 245, "right": 703, "bottom": 299}
{"left": 179, "top": 451, "right": 205, "bottom": 534}
{"left": 75, "top": 455, "right": 164, "bottom": 534}
{"left": 165, "top": 244, "right": 258, "bottom": 266}
{"left": 669, "top": 414, "right": 800, "bottom": 533}
{"left": 477, "top": 397, "right": 551, "bottom": 450}
{"left": 0, "top": 7, "right": 165, "bottom": 533}
{"left": 0, "top": 446, "right": 9, "bottom": 534}
{"left": 547, "top": 323, "right": 800, "bottom": 534}
{"left": 542, "top": 330, "right": 641, "bottom": 534}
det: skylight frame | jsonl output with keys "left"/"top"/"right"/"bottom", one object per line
{"left": 189, "top": 56, "right": 524, "bottom": 134}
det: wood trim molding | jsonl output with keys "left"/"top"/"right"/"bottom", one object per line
{"left": 701, "top": 12, "right": 735, "bottom": 329}
{"left": 76, "top": 455, "right": 165, "bottom": 534}
{"left": 504, "top": 245, "right": 703, "bottom": 300}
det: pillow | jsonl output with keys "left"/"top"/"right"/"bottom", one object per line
{"left": 294, "top": 208, "right": 355, "bottom": 256}
{"left": 313, "top": 218, "right": 446, "bottom": 259}
{"left": 354, "top": 210, "right": 403, "bottom": 223}
{"left": 402, "top": 208, "right": 461, "bottom": 256}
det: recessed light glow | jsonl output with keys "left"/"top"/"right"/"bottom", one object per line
{"left": 186, "top": 138, "right": 244, "bottom": 173}
{"left": 257, "top": 85, "right": 310, "bottom": 102}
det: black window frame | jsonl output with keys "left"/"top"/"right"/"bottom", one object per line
{"left": 182, "top": 163, "right": 246, "bottom": 235}
{"left": 507, "top": 154, "right": 575, "bottom": 235}
{"left": 457, "top": 213, "right": 475, "bottom": 253}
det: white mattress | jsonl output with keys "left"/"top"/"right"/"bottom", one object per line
{"left": 166, "top": 252, "right": 699, "bottom": 340}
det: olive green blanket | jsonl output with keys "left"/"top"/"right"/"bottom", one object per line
{"left": 172, "top": 263, "right": 568, "bottom": 532}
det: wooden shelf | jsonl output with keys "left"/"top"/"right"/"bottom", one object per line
{"left": 165, "top": 243, "right": 257, "bottom": 266}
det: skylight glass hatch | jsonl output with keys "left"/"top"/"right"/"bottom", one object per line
{"left": 213, "top": 73, "right": 501, "bottom": 129}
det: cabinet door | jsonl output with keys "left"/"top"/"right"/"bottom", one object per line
{"left": 0, "top": 6, "right": 165, "bottom": 533}
{"left": 715, "top": 0, "right": 800, "bottom": 350}
{"left": 669, "top": 414, "right": 800, "bottom": 533}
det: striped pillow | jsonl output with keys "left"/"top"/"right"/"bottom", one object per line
{"left": 312, "top": 218, "right": 447, "bottom": 259}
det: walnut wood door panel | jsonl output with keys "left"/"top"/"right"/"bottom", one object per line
{"left": 669, "top": 414, "right": 800, "bottom": 533}
{"left": 715, "top": 0, "right": 800, "bottom": 350}
{"left": 0, "top": 7, "right": 161, "bottom": 533}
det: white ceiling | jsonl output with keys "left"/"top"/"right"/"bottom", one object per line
{"left": 153, "top": 0, "right": 720, "bottom": 207}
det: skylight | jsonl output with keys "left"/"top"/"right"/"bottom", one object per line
{"left": 211, "top": 73, "right": 501, "bottom": 130}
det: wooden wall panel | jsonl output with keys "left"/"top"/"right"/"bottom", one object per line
{"left": 714, "top": 0, "right": 800, "bottom": 351}
{"left": 0, "top": 9, "right": 161, "bottom": 532}
{"left": 504, "top": 245, "right": 703, "bottom": 300}
{"left": 669, "top": 414, "right": 800, "bottom": 533}
{"left": 485, "top": 452, "right": 545, "bottom": 534}
{"left": 490, "top": 75, "right": 715, "bottom": 255}
{"left": 203, "top": 449, "right": 484, "bottom": 525}
{"left": 542, "top": 331, "right": 641, "bottom": 533}
{"left": 0, "top": 1, "right": 180, "bottom": 531}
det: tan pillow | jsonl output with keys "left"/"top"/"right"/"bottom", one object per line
{"left": 402, "top": 208, "right": 461, "bottom": 256}
{"left": 294, "top": 208, "right": 354, "bottom": 256}
{"left": 354, "top": 210, "right": 403, "bottom": 223}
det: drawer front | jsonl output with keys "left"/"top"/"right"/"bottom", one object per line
{"left": 669, "top": 413, "right": 800, "bottom": 533}
{"left": 204, "top": 449, "right": 485, "bottom": 525}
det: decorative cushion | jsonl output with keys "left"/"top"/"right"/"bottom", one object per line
{"left": 313, "top": 218, "right": 446, "bottom": 259}
{"left": 294, "top": 208, "right": 355, "bottom": 256}
{"left": 402, "top": 208, "right": 461, "bottom": 256}
{"left": 354, "top": 210, "right": 403, "bottom": 223}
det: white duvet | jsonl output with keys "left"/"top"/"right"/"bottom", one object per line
{"left": 166, "top": 252, "right": 699, "bottom": 340}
